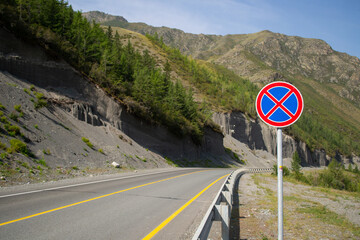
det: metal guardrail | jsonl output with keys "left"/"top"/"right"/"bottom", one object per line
{"left": 192, "top": 169, "right": 247, "bottom": 240}
{"left": 192, "top": 168, "right": 273, "bottom": 240}
{"left": 246, "top": 168, "right": 273, "bottom": 173}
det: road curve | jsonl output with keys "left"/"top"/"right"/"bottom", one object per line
{"left": 0, "top": 168, "right": 232, "bottom": 240}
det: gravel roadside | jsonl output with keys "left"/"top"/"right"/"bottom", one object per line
{"left": 231, "top": 173, "right": 360, "bottom": 240}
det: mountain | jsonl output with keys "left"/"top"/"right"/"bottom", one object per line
{"left": 0, "top": 0, "right": 359, "bottom": 188}
{"left": 84, "top": 11, "right": 360, "bottom": 105}
{"left": 83, "top": 11, "right": 360, "bottom": 157}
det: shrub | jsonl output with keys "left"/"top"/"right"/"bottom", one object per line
{"left": 0, "top": 152, "right": 8, "bottom": 159}
{"left": 0, "top": 103, "right": 5, "bottom": 110}
{"left": 8, "top": 139, "right": 30, "bottom": 156}
{"left": 98, "top": 148, "right": 104, "bottom": 154}
{"left": 354, "top": 165, "right": 360, "bottom": 174}
{"left": 4, "top": 124, "right": 21, "bottom": 136}
{"left": 42, "top": 149, "right": 51, "bottom": 155}
{"left": 30, "top": 85, "right": 35, "bottom": 91}
{"left": 34, "top": 124, "right": 39, "bottom": 129}
{"left": 291, "top": 151, "right": 304, "bottom": 180}
{"left": 14, "top": 105, "right": 22, "bottom": 112}
{"left": 0, "top": 116, "right": 8, "bottom": 123}
{"left": 82, "top": 137, "right": 93, "bottom": 149}
{"left": 24, "top": 88, "right": 31, "bottom": 95}
{"left": 0, "top": 141, "right": 7, "bottom": 150}
{"left": 34, "top": 92, "right": 47, "bottom": 109}
{"left": 9, "top": 112, "right": 19, "bottom": 122}
{"left": 36, "top": 157, "right": 47, "bottom": 167}
{"left": 272, "top": 164, "right": 290, "bottom": 176}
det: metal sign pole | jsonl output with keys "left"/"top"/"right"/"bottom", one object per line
{"left": 256, "top": 81, "right": 304, "bottom": 240}
{"left": 277, "top": 128, "right": 283, "bottom": 240}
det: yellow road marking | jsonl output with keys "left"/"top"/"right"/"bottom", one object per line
{"left": 142, "top": 173, "right": 230, "bottom": 240}
{"left": 0, "top": 170, "right": 207, "bottom": 227}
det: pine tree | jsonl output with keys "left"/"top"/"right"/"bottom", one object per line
{"left": 106, "top": 25, "right": 113, "bottom": 40}
{"left": 291, "top": 151, "right": 302, "bottom": 180}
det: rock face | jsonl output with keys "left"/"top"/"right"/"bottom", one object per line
{"left": 0, "top": 28, "right": 227, "bottom": 163}
{"left": 82, "top": 11, "right": 128, "bottom": 24}
{"left": 213, "top": 112, "right": 331, "bottom": 166}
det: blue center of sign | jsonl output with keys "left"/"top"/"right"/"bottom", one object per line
{"left": 261, "top": 95, "right": 275, "bottom": 115}
{"left": 269, "top": 108, "right": 290, "bottom": 121}
{"left": 282, "top": 93, "right": 297, "bottom": 115}
{"left": 268, "top": 87, "right": 289, "bottom": 101}
{"left": 261, "top": 86, "right": 298, "bottom": 122}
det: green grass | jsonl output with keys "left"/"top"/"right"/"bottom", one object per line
{"left": 0, "top": 152, "right": 8, "bottom": 159}
{"left": 0, "top": 116, "right": 8, "bottom": 124}
{"left": 23, "top": 88, "right": 31, "bottom": 95}
{"left": 34, "top": 92, "right": 47, "bottom": 109}
{"left": 59, "top": 123, "right": 70, "bottom": 131}
{"left": 9, "top": 112, "right": 19, "bottom": 122}
{"left": 225, "top": 147, "right": 245, "bottom": 164}
{"left": 36, "top": 157, "right": 47, "bottom": 167}
{"left": 4, "top": 124, "right": 21, "bottom": 136}
{"left": 164, "top": 156, "right": 179, "bottom": 167}
{"left": 8, "top": 139, "right": 30, "bottom": 156}
{"left": 82, "top": 137, "right": 94, "bottom": 149}
{"left": 14, "top": 105, "right": 22, "bottom": 113}
{"left": 0, "top": 141, "right": 6, "bottom": 150}
{"left": 296, "top": 204, "right": 360, "bottom": 236}
{"left": 42, "top": 149, "right": 51, "bottom": 155}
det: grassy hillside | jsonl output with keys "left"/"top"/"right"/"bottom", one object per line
{"left": 143, "top": 34, "right": 360, "bottom": 156}
{"left": 84, "top": 12, "right": 360, "bottom": 157}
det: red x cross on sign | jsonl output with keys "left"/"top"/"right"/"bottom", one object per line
{"left": 256, "top": 81, "right": 304, "bottom": 128}
{"left": 264, "top": 90, "right": 295, "bottom": 118}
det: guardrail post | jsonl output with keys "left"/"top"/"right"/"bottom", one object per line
{"left": 221, "top": 191, "right": 232, "bottom": 206}
{"left": 192, "top": 169, "right": 247, "bottom": 240}
{"left": 215, "top": 204, "right": 230, "bottom": 240}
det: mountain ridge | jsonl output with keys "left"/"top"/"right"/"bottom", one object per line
{"left": 82, "top": 11, "right": 360, "bottom": 157}
{"left": 83, "top": 11, "right": 360, "bottom": 102}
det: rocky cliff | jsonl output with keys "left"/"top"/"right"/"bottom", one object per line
{"left": 0, "top": 27, "right": 234, "bottom": 170}
{"left": 213, "top": 111, "right": 360, "bottom": 166}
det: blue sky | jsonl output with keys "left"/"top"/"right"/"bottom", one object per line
{"left": 68, "top": 0, "right": 360, "bottom": 58}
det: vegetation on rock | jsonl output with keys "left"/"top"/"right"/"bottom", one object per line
{"left": 0, "top": 0, "right": 214, "bottom": 143}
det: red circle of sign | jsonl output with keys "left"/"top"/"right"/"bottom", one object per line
{"left": 256, "top": 81, "right": 304, "bottom": 128}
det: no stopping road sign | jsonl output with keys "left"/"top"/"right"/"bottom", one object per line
{"left": 256, "top": 81, "right": 303, "bottom": 128}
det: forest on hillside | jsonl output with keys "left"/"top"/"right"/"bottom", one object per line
{"left": 0, "top": 0, "right": 359, "bottom": 156}
{"left": 0, "top": 0, "right": 217, "bottom": 143}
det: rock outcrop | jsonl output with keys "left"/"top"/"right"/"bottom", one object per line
{"left": 213, "top": 111, "right": 331, "bottom": 166}
{"left": 0, "top": 28, "right": 228, "bottom": 163}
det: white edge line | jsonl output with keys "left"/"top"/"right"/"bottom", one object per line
{"left": 0, "top": 168, "right": 188, "bottom": 199}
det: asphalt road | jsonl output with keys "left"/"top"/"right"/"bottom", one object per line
{"left": 0, "top": 168, "right": 232, "bottom": 240}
